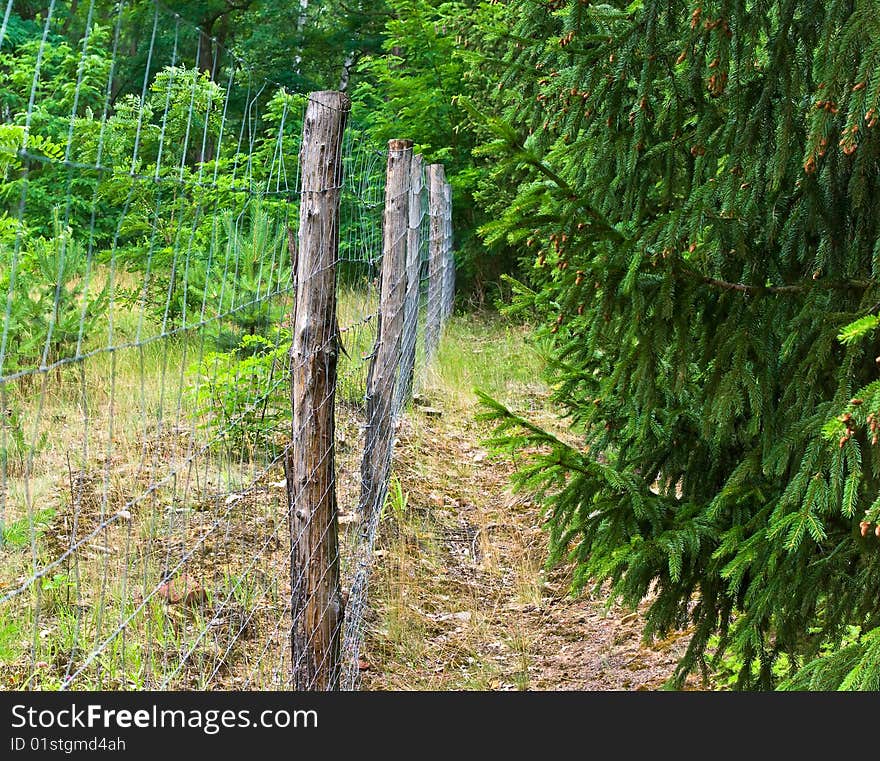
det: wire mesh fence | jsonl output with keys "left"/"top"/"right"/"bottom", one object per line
{"left": 0, "top": 0, "right": 454, "bottom": 691}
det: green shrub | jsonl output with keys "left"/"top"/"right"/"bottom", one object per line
{"left": 191, "top": 330, "right": 290, "bottom": 456}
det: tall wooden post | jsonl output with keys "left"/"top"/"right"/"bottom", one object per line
{"left": 425, "top": 163, "right": 446, "bottom": 362}
{"left": 359, "top": 140, "right": 413, "bottom": 521}
{"left": 395, "top": 153, "right": 424, "bottom": 414}
{"left": 442, "top": 179, "right": 454, "bottom": 321}
{"left": 288, "top": 90, "right": 349, "bottom": 691}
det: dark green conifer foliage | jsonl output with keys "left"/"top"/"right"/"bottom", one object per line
{"left": 473, "top": 0, "right": 880, "bottom": 687}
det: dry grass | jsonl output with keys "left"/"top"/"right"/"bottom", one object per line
{"left": 360, "top": 313, "right": 697, "bottom": 691}
{"left": 359, "top": 313, "right": 549, "bottom": 689}
{"left": 0, "top": 280, "right": 378, "bottom": 690}
{"left": 1, "top": 299, "right": 696, "bottom": 691}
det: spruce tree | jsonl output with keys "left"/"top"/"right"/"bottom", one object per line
{"left": 471, "top": 0, "right": 880, "bottom": 687}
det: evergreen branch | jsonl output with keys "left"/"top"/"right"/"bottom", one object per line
{"left": 457, "top": 95, "right": 626, "bottom": 242}
{"left": 701, "top": 276, "right": 806, "bottom": 294}
{"left": 695, "top": 273, "right": 874, "bottom": 295}
{"left": 475, "top": 388, "right": 574, "bottom": 451}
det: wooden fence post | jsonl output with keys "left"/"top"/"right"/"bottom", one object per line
{"left": 425, "top": 163, "right": 446, "bottom": 362}
{"left": 442, "top": 179, "right": 454, "bottom": 321}
{"left": 395, "top": 153, "right": 424, "bottom": 413}
{"left": 288, "top": 90, "right": 349, "bottom": 691}
{"left": 359, "top": 139, "right": 413, "bottom": 520}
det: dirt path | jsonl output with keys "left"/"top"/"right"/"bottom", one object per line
{"left": 360, "top": 321, "right": 696, "bottom": 690}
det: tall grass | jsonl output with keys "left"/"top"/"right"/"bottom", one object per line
{"left": 365, "top": 312, "right": 548, "bottom": 690}
{"left": 423, "top": 312, "right": 546, "bottom": 409}
{"left": 0, "top": 281, "right": 377, "bottom": 689}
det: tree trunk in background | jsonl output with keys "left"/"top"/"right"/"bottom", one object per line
{"left": 197, "top": 27, "right": 218, "bottom": 80}
{"left": 61, "top": 0, "right": 80, "bottom": 35}
{"left": 293, "top": 0, "right": 310, "bottom": 76}
{"left": 195, "top": 21, "right": 226, "bottom": 165}
{"left": 338, "top": 51, "right": 355, "bottom": 92}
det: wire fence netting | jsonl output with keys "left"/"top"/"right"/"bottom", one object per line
{"left": 0, "top": 0, "right": 455, "bottom": 690}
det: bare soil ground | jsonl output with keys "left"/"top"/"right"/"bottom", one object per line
{"left": 360, "top": 325, "right": 697, "bottom": 691}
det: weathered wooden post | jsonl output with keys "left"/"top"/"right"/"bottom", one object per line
{"left": 424, "top": 163, "right": 446, "bottom": 362}
{"left": 441, "top": 179, "right": 454, "bottom": 322}
{"left": 395, "top": 153, "right": 424, "bottom": 414}
{"left": 359, "top": 139, "right": 413, "bottom": 521}
{"left": 288, "top": 90, "right": 349, "bottom": 691}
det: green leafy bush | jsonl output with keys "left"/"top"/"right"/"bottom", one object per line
{"left": 0, "top": 212, "right": 108, "bottom": 376}
{"left": 191, "top": 331, "right": 290, "bottom": 455}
